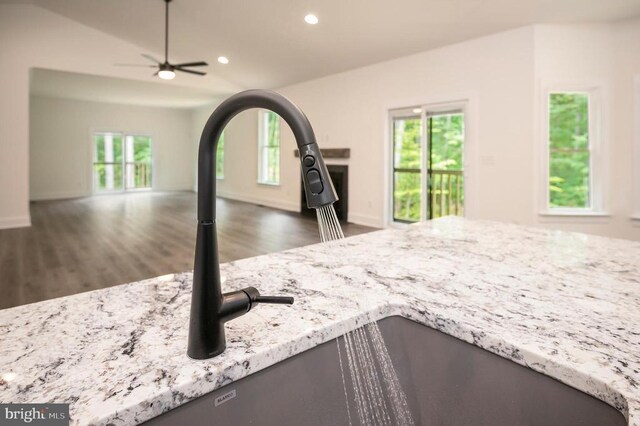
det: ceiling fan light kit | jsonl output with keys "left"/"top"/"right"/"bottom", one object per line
{"left": 158, "top": 69, "right": 176, "bottom": 80}
{"left": 117, "top": 0, "right": 208, "bottom": 80}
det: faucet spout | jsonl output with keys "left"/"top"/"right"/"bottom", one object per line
{"left": 188, "top": 90, "right": 337, "bottom": 360}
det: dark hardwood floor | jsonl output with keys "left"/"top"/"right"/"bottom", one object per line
{"left": 0, "top": 192, "right": 375, "bottom": 309}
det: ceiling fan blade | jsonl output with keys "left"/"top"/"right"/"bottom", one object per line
{"left": 152, "top": 70, "right": 159, "bottom": 77}
{"left": 173, "top": 61, "right": 208, "bottom": 67}
{"left": 175, "top": 67, "right": 206, "bottom": 76}
{"left": 114, "top": 63, "right": 157, "bottom": 67}
{"left": 141, "top": 53, "right": 162, "bottom": 64}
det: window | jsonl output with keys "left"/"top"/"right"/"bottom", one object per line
{"left": 216, "top": 132, "right": 225, "bottom": 179}
{"left": 427, "top": 112, "right": 465, "bottom": 219}
{"left": 392, "top": 115, "right": 422, "bottom": 222}
{"left": 546, "top": 92, "right": 595, "bottom": 210}
{"left": 93, "top": 133, "right": 123, "bottom": 191}
{"left": 391, "top": 107, "right": 465, "bottom": 223}
{"left": 93, "top": 132, "right": 152, "bottom": 192}
{"left": 634, "top": 76, "right": 640, "bottom": 219}
{"left": 257, "top": 111, "right": 281, "bottom": 185}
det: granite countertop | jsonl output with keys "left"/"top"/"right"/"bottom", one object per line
{"left": 0, "top": 217, "right": 639, "bottom": 425}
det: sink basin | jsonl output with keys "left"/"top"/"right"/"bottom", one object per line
{"left": 145, "top": 316, "right": 625, "bottom": 425}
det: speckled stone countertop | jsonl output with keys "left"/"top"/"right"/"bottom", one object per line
{"left": 0, "top": 217, "right": 639, "bottom": 425}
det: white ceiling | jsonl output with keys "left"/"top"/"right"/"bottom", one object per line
{"left": 11, "top": 0, "right": 640, "bottom": 89}
{"left": 30, "top": 68, "right": 219, "bottom": 108}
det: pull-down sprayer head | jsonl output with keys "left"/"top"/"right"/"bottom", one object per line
{"left": 188, "top": 90, "right": 339, "bottom": 359}
{"left": 298, "top": 143, "right": 339, "bottom": 209}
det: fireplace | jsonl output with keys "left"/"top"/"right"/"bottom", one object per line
{"left": 301, "top": 165, "right": 348, "bottom": 221}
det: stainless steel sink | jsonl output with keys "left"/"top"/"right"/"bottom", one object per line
{"left": 145, "top": 316, "right": 625, "bottom": 425}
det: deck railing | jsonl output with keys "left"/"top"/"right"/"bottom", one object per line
{"left": 93, "top": 162, "right": 152, "bottom": 191}
{"left": 429, "top": 169, "right": 464, "bottom": 219}
{"left": 126, "top": 162, "right": 152, "bottom": 189}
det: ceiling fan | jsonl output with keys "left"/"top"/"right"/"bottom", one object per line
{"left": 116, "top": 0, "right": 208, "bottom": 80}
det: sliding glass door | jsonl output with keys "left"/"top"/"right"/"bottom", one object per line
{"left": 124, "top": 135, "right": 152, "bottom": 190}
{"left": 93, "top": 132, "right": 152, "bottom": 193}
{"left": 392, "top": 115, "right": 422, "bottom": 222}
{"left": 426, "top": 112, "right": 464, "bottom": 219}
{"left": 93, "top": 133, "right": 124, "bottom": 192}
{"left": 391, "top": 107, "right": 465, "bottom": 223}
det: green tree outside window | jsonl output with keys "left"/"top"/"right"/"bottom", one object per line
{"left": 548, "top": 93, "right": 590, "bottom": 209}
{"left": 392, "top": 112, "right": 465, "bottom": 222}
{"left": 216, "top": 132, "right": 225, "bottom": 179}
{"left": 259, "top": 111, "right": 280, "bottom": 184}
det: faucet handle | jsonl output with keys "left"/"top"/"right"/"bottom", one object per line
{"left": 254, "top": 295, "right": 294, "bottom": 305}
{"left": 242, "top": 287, "right": 294, "bottom": 310}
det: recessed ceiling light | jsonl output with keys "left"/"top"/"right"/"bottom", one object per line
{"left": 412, "top": 108, "right": 422, "bottom": 114}
{"left": 217, "top": 56, "right": 229, "bottom": 65}
{"left": 304, "top": 14, "right": 319, "bottom": 25}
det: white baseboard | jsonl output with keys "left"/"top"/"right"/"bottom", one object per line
{"left": 31, "top": 187, "right": 197, "bottom": 201}
{"left": 217, "top": 190, "right": 299, "bottom": 212}
{"left": 155, "top": 185, "right": 194, "bottom": 192}
{"left": 347, "top": 212, "right": 382, "bottom": 228}
{"left": 218, "top": 190, "right": 382, "bottom": 227}
{"left": 0, "top": 215, "right": 31, "bottom": 230}
{"left": 30, "top": 190, "right": 89, "bottom": 201}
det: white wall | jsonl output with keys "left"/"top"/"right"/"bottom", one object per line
{"left": 533, "top": 22, "right": 640, "bottom": 239}
{"left": 614, "top": 19, "right": 640, "bottom": 230}
{"left": 213, "top": 27, "right": 537, "bottom": 228}
{"left": 4, "top": 3, "right": 639, "bottom": 239}
{"left": 30, "top": 96, "right": 195, "bottom": 200}
{"left": 214, "top": 21, "right": 640, "bottom": 239}
{"left": 0, "top": 4, "right": 240, "bottom": 229}
{"left": 190, "top": 105, "right": 298, "bottom": 211}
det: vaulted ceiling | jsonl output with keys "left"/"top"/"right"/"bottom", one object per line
{"left": 30, "top": 69, "right": 220, "bottom": 108}
{"left": 8, "top": 0, "right": 640, "bottom": 89}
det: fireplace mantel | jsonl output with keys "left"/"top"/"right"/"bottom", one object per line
{"left": 294, "top": 148, "right": 350, "bottom": 159}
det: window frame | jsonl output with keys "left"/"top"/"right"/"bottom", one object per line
{"left": 123, "top": 134, "right": 153, "bottom": 191}
{"left": 92, "top": 131, "right": 124, "bottom": 193}
{"left": 91, "top": 131, "right": 154, "bottom": 194}
{"left": 216, "top": 131, "right": 225, "bottom": 180}
{"left": 426, "top": 109, "right": 466, "bottom": 220}
{"left": 540, "top": 85, "right": 606, "bottom": 216}
{"left": 257, "top": 110, "right": 281, "bottom": 186}
{"left": 389, "top": 103, "right": 467, "bottom": 224}
{"left": 390, "top": 109, "right": 423, "bottom": 223}
{"left": 634, "top": 75, "right": 640, "bottom": 221}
